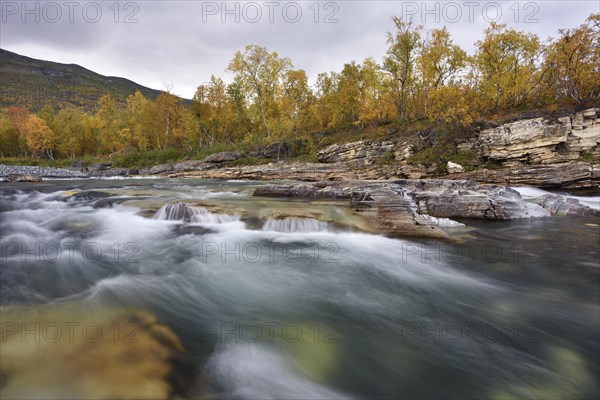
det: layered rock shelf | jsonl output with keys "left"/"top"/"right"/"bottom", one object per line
{"left": 253, "top": 179, "right": 557, "bottom": 238}
{"left": 474, "top": 108, "right": 599, "bottom": 165}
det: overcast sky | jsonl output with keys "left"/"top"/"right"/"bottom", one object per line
{"left": 1, "top": 0, "right": 598, "bottom": 98}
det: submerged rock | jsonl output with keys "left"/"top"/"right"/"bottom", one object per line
{"left": 0, "top": 305, "right": 192, "bottom": 400}
{"left": 71, "top": 190, "right": 112, "bottom": 201}
{"left": 92, "top": 196, "right": 150, "bottom": 209}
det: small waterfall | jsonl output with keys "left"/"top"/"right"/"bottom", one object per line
{"left": 419, "top": 214, "right": 465, "bottom": 227}
{"left": 190, "top": 208, "right": 238, "bottom": 224}
{"left": 261, "top": 217, "right": 328, "bottom": 233}
{"left": 154, "top": 203, "right": 195, "bottom": 221}
{"left": 154, "top": 203, "right": 237, "bottom": 223}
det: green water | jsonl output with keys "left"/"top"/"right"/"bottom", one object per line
{"left": 1, "top": 179, "right": 599, "bottom": 399}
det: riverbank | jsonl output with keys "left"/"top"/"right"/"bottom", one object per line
{"left": 2, "top": 158, "right": 599, "bottom": 192}
{"left": 2, "top": 108, "right": 598, "bottom": 191}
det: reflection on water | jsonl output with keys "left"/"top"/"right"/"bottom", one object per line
{"left": 1, "top": 179, "right": 599, "bottom": 399}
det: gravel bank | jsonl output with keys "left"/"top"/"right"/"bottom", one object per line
{"left": 0, "top": 164, "right": 88, "bottom": 179}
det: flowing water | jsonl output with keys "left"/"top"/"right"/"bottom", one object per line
{"left": 1, "top": 179, "right": 599, "bottom": 399}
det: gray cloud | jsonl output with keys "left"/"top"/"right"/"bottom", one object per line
{"left": 1, "top": 0, "right": 598, "bottom": 98}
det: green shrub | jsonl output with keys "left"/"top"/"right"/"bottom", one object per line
{"left": 380, "top": 150, "right": 396, "bottom": 165}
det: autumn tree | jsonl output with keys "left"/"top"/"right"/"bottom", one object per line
{"left": 322, "top": 59, "right": 396, "bottom": 128}
{"left": 336, "top": 62, "right": 363, "bottom": 126}
{"left": 272, "top": 69, "right": 316, "bottom": 157}
{"left": 419, "top": 27, "right": 467, "bottom": 119}
{"left": 3, "top": 107, "right": 31, "bottom": 156}
{"left": 280, "top": 69, "right": 316, "bottom": 132}
{"left": 314, "top": 71, "right": 339, "bottom": 129}
{"left": 227, "top": 77, "right": 252, "bottom": 143}
{"left": 52, "top": 108, "right": 87, "bottom": 158}
{"left": 23, "top": 115, "right": 55, "bottom": 158}
{"left": 357, "top": 58, "right": 397, "bottom": 125}
{"left": 227, "top": 44, "right": 293, "bottom": 137}
{"left": 153, "top": 91, "right": 186, "bottom": 150}
{"left": 474, "top": 23, "right": 543, "bottom": 112}
{"left": 383, "top": 17, "right": 422, "bottom": 120}
{"left": 124, "top": 91, "right": 154, "bottom": 151}
{"left": 95, "top": 94, "right": 126, "bottom": 154}
{"left": 544, "top": 13, "right": 600, "bottom": 104}
{"left": 192, "top": 77, "right": 234, "bottom": 148}
{"left": 37, "top": 105, "right": 56, "bottom": 127}
{"left": 0, "top": 110, "right": 19, "bottom": 157}
{"left": 1, "top": 109, "right": 18, "bottom": 157}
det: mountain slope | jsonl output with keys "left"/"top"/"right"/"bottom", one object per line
{"left": 0, "top": 49, "right": 166, "bottom": 111}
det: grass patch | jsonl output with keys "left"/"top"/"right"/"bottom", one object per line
{"left": 112, "top": 148, "right": 187, "bottom": 168}
{"left": 579, "top": 152, "right": 600, "bottom": 163}
{"left": 378, "top": 150, "right": 396, "bottom": 165}
{"left": 227, "top": 157, "right": 272, "bottom": 167}
{"left": 315, "top": 122, "right": 399, "bottom": 149}
{"left": 289, "top": 153, "right": 319, "bottom": 163}
{"left": 0, "top": 157, "right": 73, "bottom": 168}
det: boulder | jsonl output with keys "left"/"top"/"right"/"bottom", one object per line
{"left": 202, "top": 152, "right": 241, "bottom": 163}
{"left": 533, "top": 194, "right": 600, "bottom": 217}
{"left": 173, "top": 160, "right": 208, "bottom": 172}
{"left": 447, "top": 161, "right": 465, "bottom": 174}
{"left": 87, "top": 162, "right": 112, "bottom": 172}
{"left": 394, "top": 179, "right": 551, "bottom": 220}
{"left": 5, "top": 174, "right": 42, "bottom": 182}
{"left": 70, "top": 160, "right": 84, "bottom": 170}
{"left": 253, "top": 140, "right": 307, "bottom": 159}
{"left": 107, "top": 168, "right": 129, "bottom": 176}
{"left": 149, "top": 163, "right": 174, "bottom": 174}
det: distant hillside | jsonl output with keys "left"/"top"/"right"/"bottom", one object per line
{"left": 0, "top": 49, "right": 168, "bottom": 111}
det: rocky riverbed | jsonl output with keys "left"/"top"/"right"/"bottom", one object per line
{"left": 0, "top": 164, "right": 88, "bottom": 180}
{"left": 2, "top": 179, "right": 599, "bottom": 399}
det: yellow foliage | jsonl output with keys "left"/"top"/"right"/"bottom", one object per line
{"left": 23, "top": 115, "right": 54, "bottom": 158}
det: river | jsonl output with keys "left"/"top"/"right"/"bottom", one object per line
{"left": 1, "top": 179, "right": 599, "bottom": 399}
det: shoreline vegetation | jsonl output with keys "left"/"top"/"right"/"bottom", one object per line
{"left": 2, "top": 105, "right": 598, "bottom": 194}
{"left": 0, "top": 14, "right": 598, "bottom": 183}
